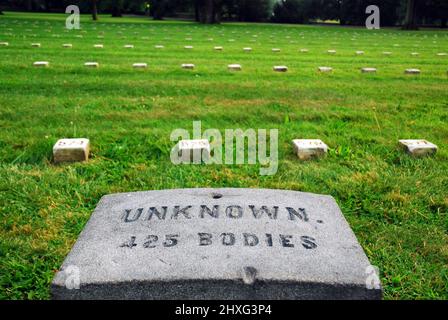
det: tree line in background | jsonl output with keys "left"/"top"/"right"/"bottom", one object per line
{"left": 0, "top": 0, "right": 447, "bottom": 28}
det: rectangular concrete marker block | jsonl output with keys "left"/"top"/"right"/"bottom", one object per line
{"left": 228, "top": 64, "right": 242, "bottom": 71}
{"left": 318, "top": 67, "right": 333, "bottom": 73}
{"left": 182, "top": 63, "right": 195, "bottom": 69}
{"left": 31, "top": 43, "right": 41, "bottom": 47}
{"left": 84, "top": 62, "right": 99, "bottom": 68}
{"left": 273, "top": 66, "right": 288, "bottom": 72}
{"left": 0, "top": 42, "right": 9, "bottom": 46}
{"left": 243, "top": 47, "right": 252, "bottom": 52}
{"left": 133, "top": 63, "right": 147, "bottom": 69}
{"left": 53, "top": 138, "right": 90, "bottom": 163}
{"left": 124, "top": 44, "right": 134, "bottom": 49}
{"left": 361, "top": 68, "right": 377, "bottom": 73}
{"left": 327, "top": 50, "right": 336, "bottom": 54}
{"left": 51, "top": 188, "right": 382, "bottom": 300}
{"left": 62, "top": 43, "right": 72, "bottom": 48}
{"left": 177, "top": 139, "right": 210, "bottom": 163}
{"left": 214, "top": 46, "right": 223, "bottom": 51}
{"left": 399, "top": 139, "right": 438, "bottom": 156}
{"left": 94, "top": 44, "right": 103, "bottom": 48}
{"left": 405, "top": 69, "right": 421, "bottom": 75}
{"left": 292, "top": 139, "right": 328, "bottom": 160}
{"left": 184, "top": 45, "right": 193, "bottom": 49}
{"left": 300, "top": 48, "right": 309, "bottom": 53}
{"left": 33, "top": 61, "right": 49, "bottom": 67}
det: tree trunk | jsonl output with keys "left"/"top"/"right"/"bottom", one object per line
{"left": 194, "top": 0, "right": 200, "bottom": 22}
{"left": 92, "top": 0, "right": 98, "bottom": 21}
{"left": 112, "top": 7, "right": 122, "bottom": 17}
{"left": 204, "top": 0, "right": 214, "bottom": 24}
{"left": 403, "top": 0, "right": 418, "bottom": 30}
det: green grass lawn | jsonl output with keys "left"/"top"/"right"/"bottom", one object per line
{"left": 0, "top": 12, "right": 447, "bottom": 300}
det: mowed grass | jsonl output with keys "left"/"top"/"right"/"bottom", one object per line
{"left": 0, "top": 12, "right": 447, "bottom": 299}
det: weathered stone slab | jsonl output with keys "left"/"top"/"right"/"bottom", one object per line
{"left": 124, "top": 44, "right": 134, "bottom": 49}
{"left": 272, "top": 48, "right": 280, "bottom": 52}
{"left": 31, "top": 43, "right": 41, "bottom": 47}
{"left": 355, "top": 51, "right": 364, "bottom": 55}
{"left": 292, "top": 139, "right": 328, "bottom": 160}
{"left": 176, "top": 139, "right": 211, "bottom": 163}
{"left": 93, "top": 44, "right": 103, "bottom": 49}
{"left": 327, "top": 50, "right": 336, "bottom": 54}
{"left": 53, "top": 138, "right": 90, "bottom": 163}
{"left": 155, "top": 45, "right": 164, "bottom": 49}
{"left": 300, "top": 48, "right": 309, "bottom": 53}
{"left": 62, "top": 43, "right": 72, "bottom": 48}
{"left": 243, "top": 47, "right": 252, "bottom": 52}
{"left": 399, "top": 139, "right": 438, "bottom": 156}
{"left": 51, "top": 188, "right": 381, "bottom": 300}
{"left": 214, "top": 46, "right": 223, "bottom": 51}
{"left": 184, "top": 45, "right": 193, "bottom": 49}
{"left": 0, "top": 42, "right": 9, "bottom": 46}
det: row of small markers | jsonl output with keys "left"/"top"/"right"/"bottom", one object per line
{"left": 1, "top": 42, "right": 448, "bottom": 57}
{"left": 52, "top": 138, "right": 438, "bottom": 164}
{"left": 31, "top": 61, "right": 429, "bottom": 74}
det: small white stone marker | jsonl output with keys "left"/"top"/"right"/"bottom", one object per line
{"left": 292, "top": 139, "right": 328, "bottom": 160}
{"left": 63, "top": 43, "right": 72, "bottom": 48}
{"left": 94, "top": 44, "right": 103, "bottom": 48}
{"left": 410, "top": 52, "right": 419, "bottom": 56}
{"left": 31, "top": 43, "right": 41, "bottom": 47}
{"left": 300, "top": 48, "right": 309, "bottom": 53}
{"left": 361, "top": 67, "right": 377, "bottom": 73}
{"left": 327, "top": 50, "right": 336, "bottom": 54}
{"left": 184, "top": 45, "right": 193, "bottom": 49}
{"left": 133, "top": 63, "right": 147, "bottom": 69}
{"left": 318, "top": 67, "right": 333, "bottom": 73}
{"left": 273, "top": 66, "right": 288, "bottom": 72}
{"left": 53, "top": 138, "right": 90, "bottom": 163}
{"left": 437, "top": 53, "right": 447, "bottom": 56}
{"left": 383, "top": 51, "right": 392, "bottom": 55}
{"left": 177, "top": 139, "right": 210, "bottom": 163}
{"left": 124, "top": 44, "right": 134, "bottom": 49}
{"left": 272, "top": 48, "right": 281, "bottom": 52}
{"left": 399, "top": 139, "right": 438, "bottom": 156}
{"left": 243, "top": 47, "right": 252, "bottom": 52}
{"left": 33, "top": 61, "right": 49, "bottom": 67}
{"left": 355, "top": 51, "right": 364, "bottom": 55}
{"left": 155, "top": 45, "right": 164, "bottom": 49}
{"left": 0, "top": 42, "right": 9, "bottom": 46}
{"left": 405, "top": 68, "right": 421, "bottom": 75}
{"left": 181, "top": 63, "right": 195, "bottom": 69}
{"left": 84, "top": 62, "right": 99, "bottom": 68}
{"left": 228, "top": 64, "right": 242, "bottom": 71}
{"left": 214, "top": 46, "right": 223, "bottom": 51}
